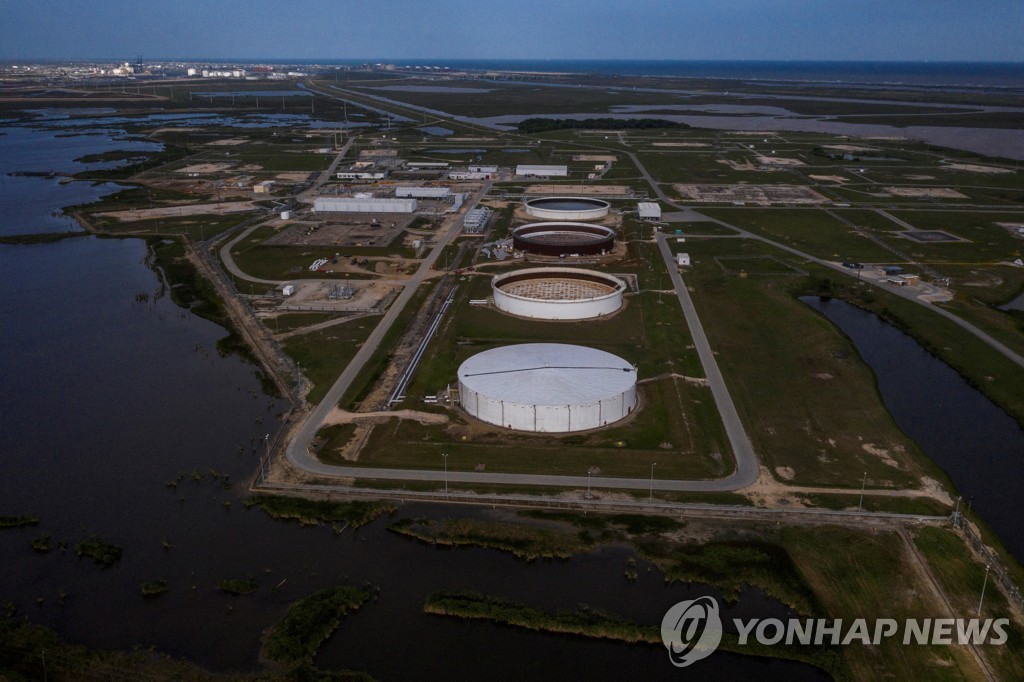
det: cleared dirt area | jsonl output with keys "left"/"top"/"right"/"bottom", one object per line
{"left": 206, "top": 138, "right": 249, "bottom": 146}
{"left": 809, "top": 175, "right": 848, "bottom": 183}
{"left": 650, "top": 142, "right": 709, "bottom": 147}
{"left": 884, "top": 187, "right": 968, "bottom": 198}
{"left": 672, "top": 184, "right": 830, "bottom": 205}
{"left": 756, "top": 156, "right": 805, "bottom": 167}
{"left": 177, "top": 163, "right": 234, "bottom": 174}
{"left": 524, "top": 184, "right": 631, "bottom": 196}
{"left": 942, "top": 163, "right": 1014, "bottom": 174}
{"left": 95, "top": 201, "right": 258, "bottom": 221}
{"left": 280, "top": 280, "right": 399, "bottom": 311}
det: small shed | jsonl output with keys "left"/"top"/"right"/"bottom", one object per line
{"left": 676, "top": 253, "right": 691, "bottom": 267}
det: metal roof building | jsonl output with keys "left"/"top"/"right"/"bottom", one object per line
{"left": 638, "top": 202, "right": 662, "bottom": 220}
{"left": 313, "top": 197, "right": 417, "bottom": 213}
{"left": 516, "top": 164, "right": 569, "bottom": 177}
{"left": 458, "top": 343, "right": 637, "bottom": 432}
{"left": 395, "top": 186, "right": 452, "bottom": 199}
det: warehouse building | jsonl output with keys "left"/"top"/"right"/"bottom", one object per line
{"left": 516, "top": 164, "right": 569, "bottom": 177}
{"left": 395, "top": 186, "right": 452, "bottom": 199}
{"left": 638, "top": 202, "right": 662, "bottom": 220}
{"left": 313, "top": 197, "right": 417, "bottom": 213}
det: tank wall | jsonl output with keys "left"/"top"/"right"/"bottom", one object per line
{"left": 526, "top": 205, "right": 609, "bottom": 221}
{"left": 459, "top": 383, "right": 637, "bottom": 433}
{"left": 492, "top": 288, "right": 623, "bottom": 320}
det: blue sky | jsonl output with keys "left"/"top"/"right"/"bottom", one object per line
{"left": 1, "top": 0, "right": 1021, "bottom": 61}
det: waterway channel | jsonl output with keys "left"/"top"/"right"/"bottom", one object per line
{"left": 804, "top": 297, "right": 1024, "bottom": 560}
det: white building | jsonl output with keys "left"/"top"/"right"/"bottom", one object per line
{"left": 336, "top": 171, "right": 388, "bottom": 181}
{"left": 395, "top": 186, "right": 452, "bottom": 199}
{"left": 458, "top": 343, "right": 637, "bottom": 433}
{"left": 313, "top": 197, "right": 417, "bottom": 213}
{"left": 516, "top": 164, "right": 568, "bottom": 177}
{"left": 676, "top": 253, "right": 691, "bottom": 267}
{"left": 638, "top": 202, "right": 662, "bottom": 220}
{"left": 406, "top": 161, "right": 450, "bottom": 170}
{"left": 449, "top": 171, "right": 493, "bottom": 180}
{"left": 469, "top": 165, "right": 498, "bottom": 174}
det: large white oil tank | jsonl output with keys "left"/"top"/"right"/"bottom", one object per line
{"left": 457, "top": 343, "right": 637, "bottom": 433}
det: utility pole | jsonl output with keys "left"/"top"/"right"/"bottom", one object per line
{"left": 857, "top": 471, "right": 867, "bottom": 511}
{"left": 649, "top": 462, "right": 657, "bottom": 501}
{"left": 977, "top": 564, "right": 990, "bottom": 616}
{"left": 442, "top": 453, "right": 448, "bottom": 497}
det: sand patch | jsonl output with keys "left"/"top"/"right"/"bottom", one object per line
{"left": 862, "top": 443, "right": 902, "bottom": 469}
{"left": 809, "top": 175, "right": 847, "bottom": 183}
{"left": 884, "top": 187, "right": 968, "bottom": 199}
{"left": 651, "top": 142, "right": 709, "bottom": 147}
{"left": 942, "top": 163, "right": 1013, "bottom": 174}
{"left": 756, "top": 156, "right": 805, "bottom": 167}
{"left": 206, "top": 138, "right": 249, "bottom": 146}
{"left": 775, "top": 466, "right": 796, "bottom": 481}
{"left": 524, "top": 184, "right": 629, "bottom": 196}
{"left": 177, "top": 163, "right": 233, "bottom": 174}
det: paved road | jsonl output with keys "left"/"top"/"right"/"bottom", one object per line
{"left": 283, "top": 181, "right": 493, "bottom": 474}
{"left": 655, "top": 232, "right": 760, "bottom": 488}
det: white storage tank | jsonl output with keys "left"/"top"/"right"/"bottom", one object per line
{"left": 457, "top": 343, "right": 637, "bottom": 433}
{"left": 280, "top": 210, "right": 291, "bottom": 220}
{"left": 491, "top": 268, "right": 626, "bottom": 320}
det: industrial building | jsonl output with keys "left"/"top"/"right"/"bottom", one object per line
{"left": 524, "top": 196, "right": 610, "bottom": 221}
{"left": 395, "top": 186, "right": 452, "bottom": 199}
{"left": 337, "top": 171, "right": 388, "bottom": 181}
{"left": 406, "top": 161, "right": 450, "bottom": 170}
{"left": 638, "top": 202, "right": 662, "bottom": 220}
{"left": 491, "top": 268, "right": 626, "bottom": 320}
{"left": 313, "top": 197, "right": 417, "bottom": 213}
{"left": 463, "top": 207, "right": 492, "bottom": 233}
{"left": 516, "top": 164, "right": 569, "bottom": 177}
{"left": 253, "top": 180, "right": 275, "bottom": 194}
{"left": 457, "top": 343, "right": 638, "bottom": 432}
{"left": 511, "top": 222, "right": 616, "bottom": 257}
{"left": 469, "top": 165, "right": 499, "bottom": 174}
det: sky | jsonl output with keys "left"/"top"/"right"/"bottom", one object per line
{"left": 1, "top": 0, "right": 1022, "bottom": 62}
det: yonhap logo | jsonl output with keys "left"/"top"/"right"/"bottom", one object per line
{"left": 660, "top": 596, "right": 723, "bottom": 667}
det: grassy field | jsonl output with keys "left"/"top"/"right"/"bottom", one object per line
{"left": 913, "top": 527, "right": 1024, "bottom": 679}
{"left": 781, "top": 526, "right": 986, "bottom": 680}
{"left": 281, "top": 319, "right": 378, "bottom": 404}
{"left": 685, "top": 237, "right": 946, "bottom": 489}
